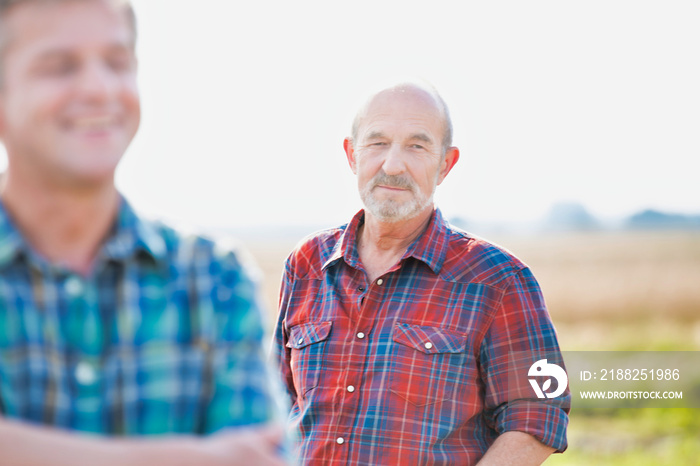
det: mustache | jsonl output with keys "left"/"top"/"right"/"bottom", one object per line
{"left": 369, "top": 171, "right": 416, "bottom": 192}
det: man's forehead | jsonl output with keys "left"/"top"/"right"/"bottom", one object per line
{"left": 1, "top": 0, "right": 135, "bottom": 52}
{"left": 358, "top": 88, "right": 444, "bottom": 140}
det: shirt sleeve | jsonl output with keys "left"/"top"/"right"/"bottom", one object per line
{"left": 479, "top": 266, "right": 570, "bottom": 452}
{"left": 201, "top": 246, "right": 287, "bottom": 433}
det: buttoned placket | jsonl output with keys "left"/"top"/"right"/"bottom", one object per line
{"left": 333, "top": 272, "right": 393, "bottom": 459}
{"left": 331, "top": 275, "right": 371, "bottom": 458}
{"left": 63, "top": 270, "right": 105, "bottom": 433}
{"left": 29, "top": 257, "right": 104, "bottom": 429}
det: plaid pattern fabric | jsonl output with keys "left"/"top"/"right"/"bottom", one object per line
{"left": 274, "top": 209, "right": 569, "bottom": 465}
{"left": 0, "top": 198, "right": 279, "bottom": 435}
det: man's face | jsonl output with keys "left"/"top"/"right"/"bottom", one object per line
{"left": 0, "top": 0, "right": 140, "bottom": 188}
{"left": 346, "top": 88, "right": 455, "bottom": 223}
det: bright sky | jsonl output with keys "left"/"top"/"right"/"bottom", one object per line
{"left": 17, "top": 1, "right": 700, "bottom": 229}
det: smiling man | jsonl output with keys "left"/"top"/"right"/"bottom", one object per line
{"left": 274, "top": 82, "right": 569, "bottom": 465}
{"left": 0, "top": 1, "right": 286, "bottom": 465}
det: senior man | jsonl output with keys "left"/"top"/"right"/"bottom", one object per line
{"left": 274, "top": 82, "right": 569, "bottom": 465}
{"left": 0, "top": 0, "right": 286, "bottom": 464}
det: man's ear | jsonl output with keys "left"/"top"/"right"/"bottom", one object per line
{"left": 343, "top": 137, "right": 358, "bottom": 175}
{"left": 437, "top": 146, "right": 460, "bottom": 185}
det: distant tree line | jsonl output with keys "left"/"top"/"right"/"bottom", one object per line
{"left": 450, "top": 203, "right": 700, "bottom": 233}
{"left": 545, "top": 203, "right": 700, "bottom": 231}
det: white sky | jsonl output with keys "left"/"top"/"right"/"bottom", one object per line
{"left": 59, "top": 1, "right": 700, "bottom": 228}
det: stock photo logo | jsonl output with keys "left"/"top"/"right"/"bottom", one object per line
{"left": 528, "top": 359, "right": 568, "bottom": 399}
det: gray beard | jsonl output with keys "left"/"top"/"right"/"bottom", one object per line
{"left": 360, "top": 173, "right": 436, "bottom": 223}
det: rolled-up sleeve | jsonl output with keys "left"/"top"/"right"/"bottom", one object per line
{"left": 480, "top": 267, "right": 570, "bottom": 452}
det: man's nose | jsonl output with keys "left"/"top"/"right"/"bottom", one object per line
{"left": 381, "top": 144, "right": 407, "bottom": 175}
{"left": 75, "top": 60, "right": 117, "bottom": 102}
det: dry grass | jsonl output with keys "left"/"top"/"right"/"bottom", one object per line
{"left": 245, "top": 231, "right": 700, "bottom": 350}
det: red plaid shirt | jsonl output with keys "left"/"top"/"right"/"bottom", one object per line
{"left": 274, "top": 209, "right": 569, "bottom": 465}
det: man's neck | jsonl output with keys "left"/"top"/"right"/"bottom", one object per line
{"left": 0, "top": 171, "right": 120, "bottom": 276}
{"left": 357, "top": 207, "right": 433, "bottom": 282}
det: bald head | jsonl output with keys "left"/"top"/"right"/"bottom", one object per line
{"left": 351, "top": 82, "right": 453, "bottom": 155}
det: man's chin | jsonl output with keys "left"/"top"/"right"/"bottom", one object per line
{"left": 363, "top": 201, "right": 421, "bottom": 223}
{"left": 47, "top": 160, "right": 121, "bottom": 190}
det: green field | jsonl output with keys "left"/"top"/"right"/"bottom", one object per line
{"left": 247, "top": 230, "right": 700, "bottom": 464}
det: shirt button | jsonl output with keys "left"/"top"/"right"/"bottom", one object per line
{"left": 298, "top": 338, "right": 304, "bottom": 345}
{"left": 64, "top": 276, "right": 83, "bottom": 296}
{"left": 424, "top": 342, "right": 433, "bottom": 350}
{"left": 357, "top": 286, "right": 365, "bottom": 292}
{"left": 357, "top": 332, "right": 365, "bottom": 339}
{"left": 376, "top": 279, "right": 383, "bottom": 286}
{"left": 347, "top": 385, "right": 355, "bottom": 393}
{"left": 75, "top": 361, "right": 96, "bottom": 385}
{"left": 336, "top": 437, "right": 345, "bottom": 445}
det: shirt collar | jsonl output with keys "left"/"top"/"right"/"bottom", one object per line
{"left": 322, "top": 209, "right": 365, "bottom": 272}
{"left": 322, "top": 207, "right": 450, "bottom": 275}
{"left": 102, "top": 197, "right": 167, "bottom": 263}
{"left": 402, "top": 208, "right": 449, "bottom": 274}
{"left": 0, "top": 195, "right": 167, "bottom": 270}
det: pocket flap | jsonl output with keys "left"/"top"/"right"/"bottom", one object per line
{"left": 286, "top": 321, "right": 332, "bottom": 349}
{"left": 393, "top": 322, "right": 466, "bottom": 354}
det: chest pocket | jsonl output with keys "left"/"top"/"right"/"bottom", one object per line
{"left": 390, "top": 322, "right": 468, "bottom": 407}
{"left": 286, "top": 321, "right": 332, "bottom": 398}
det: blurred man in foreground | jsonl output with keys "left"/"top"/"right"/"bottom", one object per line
{"left": 274, "top": 81, "right": 569, "bottom": 464}
{"left": 0, "top": 1, "right": 286, "bottom": 464}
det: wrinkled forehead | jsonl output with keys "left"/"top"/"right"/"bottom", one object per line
{"left": 358, "top": 87, "right": 445, "bottom": 136}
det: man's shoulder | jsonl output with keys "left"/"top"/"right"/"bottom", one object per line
{"left": 283, "top": 224, "right": 348, "bottom": 278}
{"left": 141, "top": 218, "right": 258, "bottom": 281}
{"left": 440, "top": 223, "right": 528, "bottom": 287}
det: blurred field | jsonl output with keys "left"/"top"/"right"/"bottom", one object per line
{"left": 245, "top": 230, "right": 700, "bottom": 465}
{"left": 247, "top": 230, "right": 700, "bottom": 349}
{"left": 488, "top": 231, "right": 700, "bottom": 351}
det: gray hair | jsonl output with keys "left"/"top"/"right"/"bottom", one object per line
{"left": 350, "top": 80, "right": 453, "bottom": 155}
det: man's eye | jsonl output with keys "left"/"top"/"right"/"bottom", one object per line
{"left": 38, "top": 59, "right": 77, "bottom": 76}
{"left": 106, "top": 52, "right": 134, "bottom": 72}
{"left": 411, "top": 144, "right": 425, "bottom": 149}
{"left": 371, "top": 142, "right": 387, "bottom": 146}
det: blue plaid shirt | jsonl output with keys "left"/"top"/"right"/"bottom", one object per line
{"left": 0, "top": 198, "right": 279, "bottom": 435}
